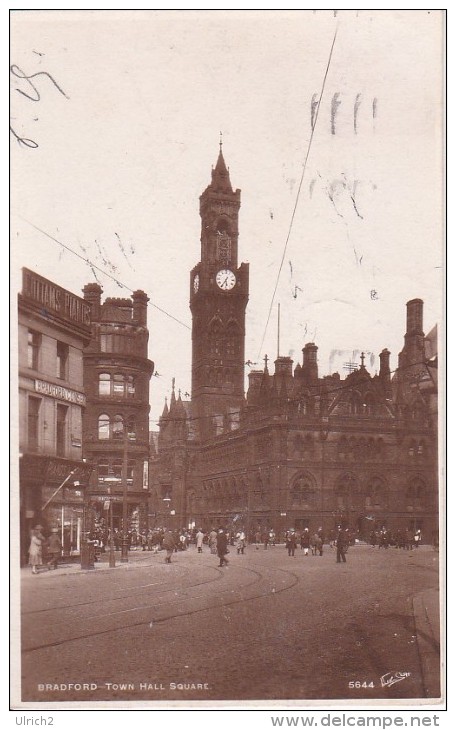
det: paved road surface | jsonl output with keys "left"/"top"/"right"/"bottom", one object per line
{"left": 19, "top": 544, "right": 440, "bottom": 704}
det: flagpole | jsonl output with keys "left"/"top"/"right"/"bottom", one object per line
{"left": 277, "top": 302, "right": 280, "bottom": 359}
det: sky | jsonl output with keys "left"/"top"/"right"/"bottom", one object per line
{"left": 11, "top": 9, "right": 444, "bottom": 429}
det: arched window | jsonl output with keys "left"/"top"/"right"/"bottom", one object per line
{"left": 335, "top": 474, "right": 357, "bottom": 510}
{"left": 293, "top": 434, "right": 304, "bottom": 456}
{"left": 291, "top": 475, "right": 314, "bottom": 505}
{"left": 225, "top": 320, "right": 240, "bottom": 358}
{"left": 112, "top": 414, "right": 124, "bottom": 439}
{"left": 406, "top": 477, "right": 426, "bottom": 511}
{"left": 348, "top": 392, "right": 362, "bottom": 415}
{"left": 99, "top": 373, "right": 111, "bottom": 396}
{"left": 365, "top": 477, "right": 385, "bottom": 509}
{"left": 98, "top": 414, "right": 110, "bottom": 440}
{"left": 363, "top": 392, "right": 376, "bottom": 415}
{"left": 297, "top": 395, "right": 313, "bottom": 415}
{"left": 253, "top": 477, "right": 265, "bottom": 505}
{"left": 209, "top": 319, "right": 223, "bottom": 357}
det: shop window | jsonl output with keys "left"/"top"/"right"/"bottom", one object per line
{"left": 99, "top": 373, "right": 111, "bottom": 395}
{"left": 28, "top": 396, "right": 40, "bottom": 451}
{"left": 98, "top": 414, "right": 110, "bottom": 440}
{"left": 56, "top": 341, "right": 69, "bottom": 380}
{"left": 56, "top": 404, "right": 68, "bottom": 457}
{"left": 27, "top": 330, "right": 41, "bottom": 370}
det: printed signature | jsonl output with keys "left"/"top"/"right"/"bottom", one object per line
{"left": 380, "top": 671, "right": 411, "bottom": 688}
{"left": 10, "top": 63, "right": 69, "bottom": 149}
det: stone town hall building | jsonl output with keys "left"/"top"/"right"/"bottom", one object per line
{"left": 149, "top": 149, "right": 438, "bottom": 540}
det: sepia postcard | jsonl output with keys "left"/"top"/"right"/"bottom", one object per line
{"left": 10, "top": 9, "right": 445, "bottom": 715}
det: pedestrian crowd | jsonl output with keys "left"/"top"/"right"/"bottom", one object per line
{"left": 27, "top": 521, "right": 426, "bottom": 573}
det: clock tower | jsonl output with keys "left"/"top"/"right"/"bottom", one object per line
{"left": 190, "top": 146, "right": 249, "bottom": 441}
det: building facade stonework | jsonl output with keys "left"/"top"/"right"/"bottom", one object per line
{"left": 151, "top": 151, "right": 438, "bottom": 540}
{"left": 18, "top": 268, "right": 93, "bottom": 565}
{"left": 82, "top": 285, "right": 154, "bottom": 533}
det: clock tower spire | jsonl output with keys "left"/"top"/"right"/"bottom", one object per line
{"left": 190, "top": 147, "right": 249, "bottom": 441}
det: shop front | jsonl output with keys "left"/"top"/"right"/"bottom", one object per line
{"left": 19, "top": 455, "right": 93, "bottom": 565}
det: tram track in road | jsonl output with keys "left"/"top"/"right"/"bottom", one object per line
{"left": 22, "top": 561, "right": 299, "bottom": 654}
{"left": 22, "top": 561, "right": 224, "bottom": 616}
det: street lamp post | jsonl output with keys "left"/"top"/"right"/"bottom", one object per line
{"left": 163, "top": 496, "right": 171, "bottom": 529}
{"left": 109, "top": 496, "right": 116, "bottom": 568}
{"left": 121, "top": 428, "right": 129, "bottom": 563}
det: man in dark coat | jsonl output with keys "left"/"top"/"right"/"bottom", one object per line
{"left": 336, "top": 527, "right": 348, "bottom": 563}
{"left": 216, "top": 529, "right": 229, "bottom": 567}
{"left": 162, "top": 530, "right": 176, "bottom": 563}
{"left": 46, "top": 529, "right": 62, "bottom": 570}
{"left": 286, "top": 531, "right": 297, "bottom": 557}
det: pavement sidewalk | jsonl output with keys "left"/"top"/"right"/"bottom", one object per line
{"left": 20, "top": 548, "right": 162, "bottom": 578}
{"left": 412, "top": 587, "right": 442, "bottom": 700}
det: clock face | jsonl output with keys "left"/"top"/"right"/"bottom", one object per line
{"left": 193, "top": 274, "right": 200, "bottom": 293}
{"left": 216, "top": 269, "right": 236, "bottom": 291}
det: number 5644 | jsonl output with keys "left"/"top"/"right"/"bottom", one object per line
{"left": 349, "top": 681, "right": 375, "bottom": 689}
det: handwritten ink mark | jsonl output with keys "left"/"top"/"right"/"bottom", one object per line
{"left": 9, "top": 124, "right": 38, "bottom": 149}
{"left": 10, "top": 64, "right": 69, "bottom": 101}
{"left": 10, "top": 63, "right": 69, "bottom": 149}
{"left": 331, "top": 92, "right": 341, "bottom": 135}
{"left": 33, "top": 50, "right": 45, "bottom": 57}
{"left": 380, "top": 671, "right": 410, "bottom": 688}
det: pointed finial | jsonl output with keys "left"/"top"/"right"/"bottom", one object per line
{"left": 219, "top": 131, "right": 223, "bottom": 152}
{"left": 360, "top": 352, "right": 365, "bottom": 368}
{"left": 178, "top": 388, "right": 181, "bottom": 399}
{"left": 264, "top": 354, "right": 269, "bottom": 372}
{"left": 172, "top": 377, "right": 175, "bottom": 392}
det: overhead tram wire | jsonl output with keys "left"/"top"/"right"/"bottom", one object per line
{"left": 256, "top": 25, "right": 339, "bottom": 361}
{"left": 18, "top": 216, "right": 191, "bottom": 331}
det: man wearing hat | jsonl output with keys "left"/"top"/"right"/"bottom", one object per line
{"left": 46, "top": 528, "right": 62, "bottom": 570}
{"left": 216, "top": 528, "right": 229, "bottom": 567}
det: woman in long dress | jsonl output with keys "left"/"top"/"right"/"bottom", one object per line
{"left": 28, "top": 526, "right": 44, "bottom": 574}
{"left": 208, "top": 529, "right": 218, "bottom": 555}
